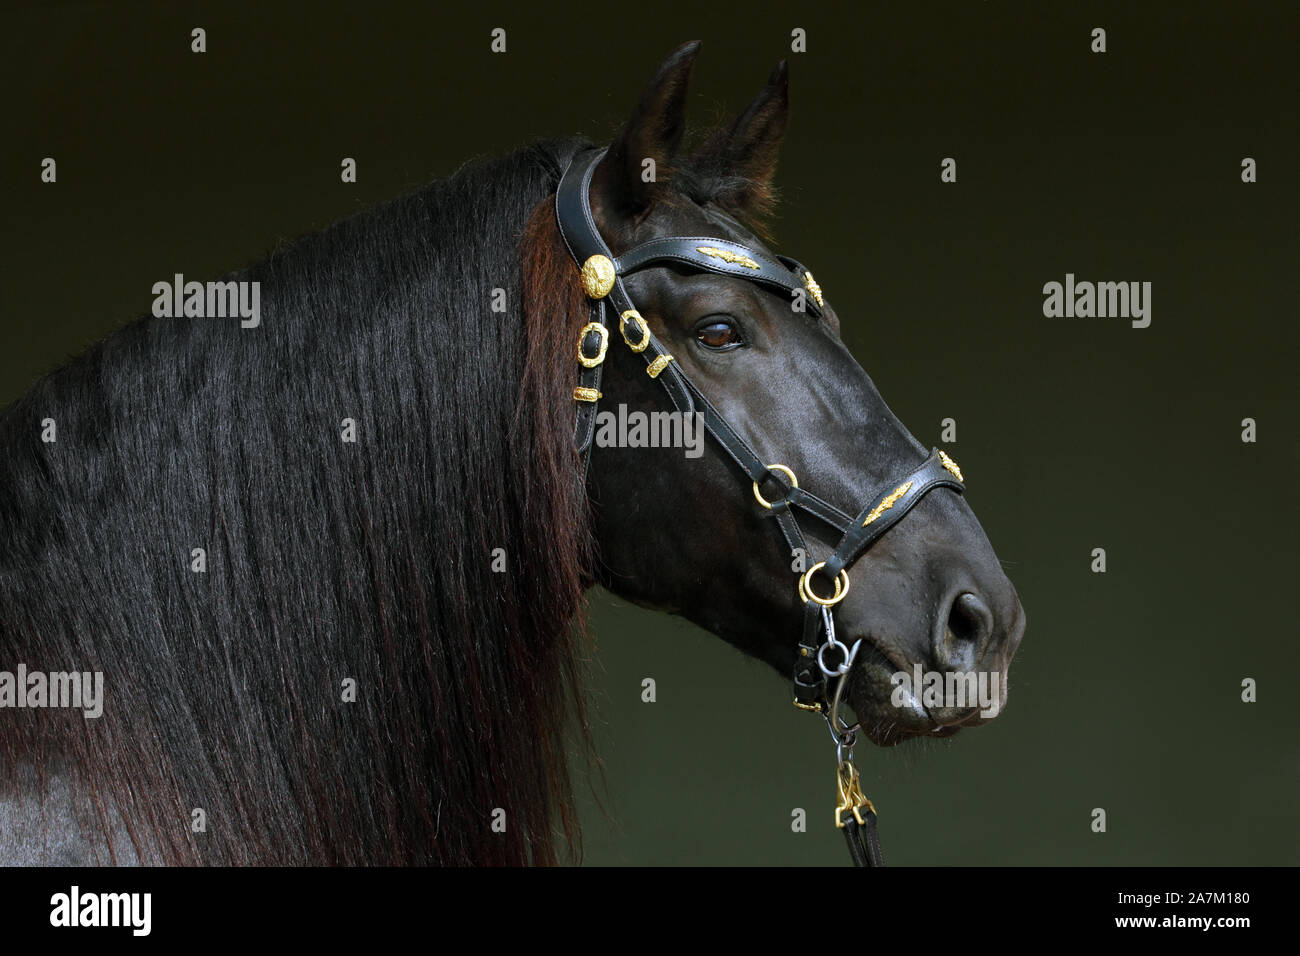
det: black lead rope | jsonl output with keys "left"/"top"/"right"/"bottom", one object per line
{"left": 555, "top": 147, "right": 965, "bottom": 867}
{"left": 843, "top": 814, "right": 885, "bottom": 867}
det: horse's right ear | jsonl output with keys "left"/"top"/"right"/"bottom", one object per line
{"left": 590, "top": 40, "right": 701, "bottom": 223}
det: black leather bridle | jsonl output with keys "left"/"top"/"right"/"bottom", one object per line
{"left": 556, "top": 146, "right": 967, "bottom": 866}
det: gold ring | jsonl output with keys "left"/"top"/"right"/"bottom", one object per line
{"left": 576, "top": 322, "right": 608, "bottom": 368}
{"left": 800, "top": 562, "right": 850, "bottom": 607}
{"left": 752, "top": 464, "right": 798, "bottom": 510}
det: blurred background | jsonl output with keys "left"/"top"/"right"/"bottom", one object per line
{"left": 3, "top": 1, "right": 1296, "bottom": 864}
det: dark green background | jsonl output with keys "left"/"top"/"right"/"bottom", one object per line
{"left": 4, "top": 2, "right": 1296, "bottom": 864}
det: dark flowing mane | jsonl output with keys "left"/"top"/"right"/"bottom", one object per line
{"left": 0, "top": 137, "right": 596, "bottom": 865}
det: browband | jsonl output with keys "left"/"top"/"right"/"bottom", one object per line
{"left": 614, "top": 236, "right": 826, "bottom": 318}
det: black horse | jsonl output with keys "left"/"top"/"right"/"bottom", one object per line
{"left": 0, "top": 42, "right": 1024, "bottom": 865}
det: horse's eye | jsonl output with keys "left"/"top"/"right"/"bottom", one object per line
{"left": 694, "top": 317, "right": 742, "bottom": 350}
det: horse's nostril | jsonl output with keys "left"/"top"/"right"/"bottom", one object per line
{"left": 947, "top": 591, "right": 992, "bottom": 647}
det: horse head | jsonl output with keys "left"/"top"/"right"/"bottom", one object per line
{"left": 568, "top": 43, "right": 1026, "bottom": 753}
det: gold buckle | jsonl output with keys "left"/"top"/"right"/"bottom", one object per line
{"left": 620, "top": 310, "right": 651, "bottom": 353}
{"left": 576, "top": 322, "right": 609, "bottom": 368}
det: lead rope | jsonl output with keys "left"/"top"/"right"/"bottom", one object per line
{"left": 824, "top": 639, "right": 883, "bottom": 866}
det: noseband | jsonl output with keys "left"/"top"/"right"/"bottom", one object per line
{"left": 555, "top": 147, "right": 966, "bottom": 866}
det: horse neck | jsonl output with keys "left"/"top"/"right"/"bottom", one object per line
{"left": 0, "top": 140, "right": 595, "bottom": 865}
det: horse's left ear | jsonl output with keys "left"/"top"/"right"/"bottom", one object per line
{"left": 591, "top": 40, "right": 701, "bottom": 222}
{"left": 691, "top": 61, "right": 790, "bottom": 219}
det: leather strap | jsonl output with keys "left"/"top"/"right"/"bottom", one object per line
{"left": 824, "top": 452, "right": 965, "bottom": 580}
{"left": 842, "top": 811, "right": 885, "bottom": 867}
{"left": 557, "top": 149, "right": 697, "bottom": 477}
{"left": 614, "top": 237, "right": 826, "bottom": 319}
{"left": 555, "top": 150, "right": 611, "bottom": 469}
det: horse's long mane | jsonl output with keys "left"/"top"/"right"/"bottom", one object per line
{"left": 0, "top": 137, "right": 595, "bottom": 865}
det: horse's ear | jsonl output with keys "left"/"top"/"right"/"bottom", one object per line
{"left": 691, "top": 61, "right": 789, "bottom": 219}
{"left": 591, "top": 40, "right": 701, "bottom": 221}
